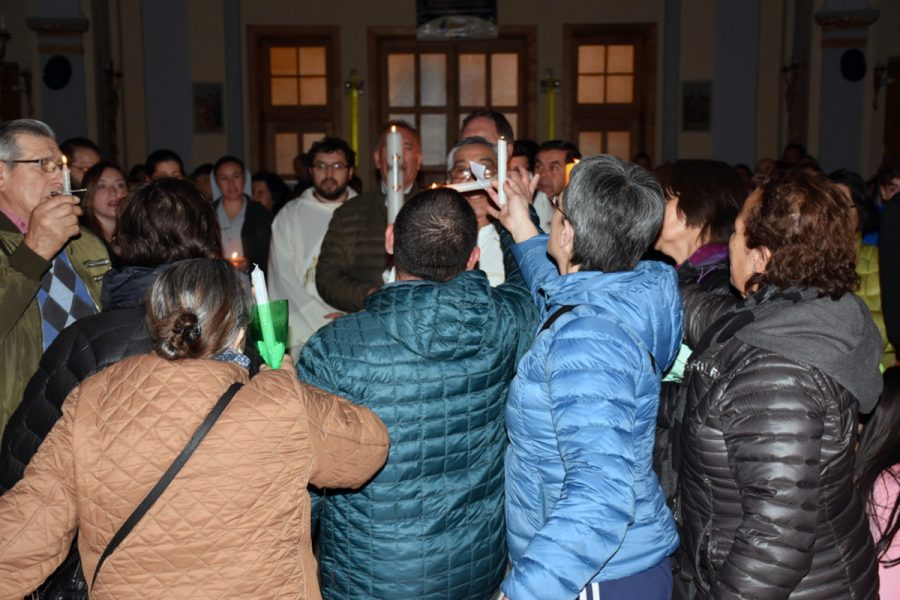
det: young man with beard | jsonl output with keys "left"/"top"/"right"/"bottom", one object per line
{"left": 268, "top": 136, "right": 358, "bottom": 353}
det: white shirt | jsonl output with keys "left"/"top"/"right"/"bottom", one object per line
{"left": 267, "top": 186, "right": 358, "bottom": 352}
{"left": 532, "top": 191, "right": 554, "bottom": 234}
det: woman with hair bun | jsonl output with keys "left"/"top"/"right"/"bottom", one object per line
{"left": 677, "top": 169, "right": 883, "bottom": 599}
{"left": 0, "top": 258, "right": 389, "bottom": 599}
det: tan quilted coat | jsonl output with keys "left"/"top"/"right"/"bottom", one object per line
{"left": 0, "top": 353, "right": 390, "bottom": 599}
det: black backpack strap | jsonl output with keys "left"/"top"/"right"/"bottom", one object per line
{"left": 91, "top": 382, "right": 243, "bottom": 589}
{"left": 539, "top": 304, "right": 576, "bottom": 333}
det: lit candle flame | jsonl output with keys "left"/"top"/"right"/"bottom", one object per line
{"left": 231, "top": 252, "right": 238, "bottom": 259}
{"left": 62, "top": 155, "right": 68, "bottom": 166}
{"left": 431, "top": 183, "right": 438, "bottom": 189}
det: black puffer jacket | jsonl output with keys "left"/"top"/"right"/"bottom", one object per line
{"left": 678, "top": 287, "right": 883, "bottom": 600}
{"left": 655, "top": 245, "right": 740, "bottom": 504}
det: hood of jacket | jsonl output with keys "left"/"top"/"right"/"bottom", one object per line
{"left": 733, "top": 286, "right": 883, "bottom": 412}
{"left": 100, "top": 264, "right": 167, "bottom": 310}
{"left": 540, "top": 260, "right": 683, "bottom": 372}
{"left": 365, "top": 269, "right": 499, "bottom": 361}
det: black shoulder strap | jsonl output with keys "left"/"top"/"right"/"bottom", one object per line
{"left": 91, "top": 382, "right": 243, "bottom": 589}
{"left": 539, "top": 304, "right": 576, "bottom": 333}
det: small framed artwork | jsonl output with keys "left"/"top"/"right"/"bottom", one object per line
{"left": 682, "top": 81, "right": 711, "bottom": 132}
{"left": 193, "top": 82, "right": 223, "bottom": 134}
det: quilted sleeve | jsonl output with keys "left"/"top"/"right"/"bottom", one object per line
{"left": 510, "top": 235, "right": 559, "bottom": 310}
{"left": 502, "top": 317, "right": 641, "bottom": 600}
{"left": 712, "top": 358, "right": 824, "bottom": 600}
{"left": 0, "top": 385, "right": 80, "bottom": 598}
{"left": 302, "top": 382, "right": 389, "bottom": 490}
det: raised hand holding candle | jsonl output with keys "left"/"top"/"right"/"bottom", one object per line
{"left": 497, "top": 137, "right": 507, "bottom": 206}
{"left": 386, "top": 126, "right": 403, "bottom": 224}
{"left": 61, "top": 155, "right": 71, "bottom": 195}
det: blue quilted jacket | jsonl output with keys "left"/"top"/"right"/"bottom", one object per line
{"left": 502, "top": 236, "right": 683, "bottom": 600}
{"left": 297, "top": 249, "right": 538, "bottom": 599}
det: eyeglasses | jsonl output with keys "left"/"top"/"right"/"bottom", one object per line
{"left": 312, "top": 162, "right": 349, "bottom": 172}
{"left": 550, "top": 195, "right": 570, "bottom": 221}
{"left": 5, "top": 157, "right": 64, "bottom": 174}
{"left": 448, "top": 165, "right": 495, "bottom": 183}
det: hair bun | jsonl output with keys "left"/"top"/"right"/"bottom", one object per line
{"left": 172, "top": 312, "right": 202, "bottom": 343}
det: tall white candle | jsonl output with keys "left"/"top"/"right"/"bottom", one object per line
{"left": 386, "top": 126, "right": 403, "bottom": 224}
{"left": 250, "top": 263, "right": 269, "bottom": 306}
{"left": 61, "top": 155, "right": 71, "bottom": 195}
{"left": 497, "top": 137, "right": 507, "bottom": 206}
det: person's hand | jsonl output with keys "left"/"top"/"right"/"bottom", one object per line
{"left": 323, "top": 311, "right": 344, "bottom": 320}
{"left": 486, "top": 169, "right": 540, "bottom": 243}
{"left": 23, "top": 194, "right": 82, "bottom": 260}
{"left": 277, "top": 353, "right": 294, "bottom": 371}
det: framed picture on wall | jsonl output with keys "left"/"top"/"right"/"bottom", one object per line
{"left": 193, "top": 82, "right": 224, "bottom": 134}
{"left": 682, "top": 81, "right": 711, "bottom": 132}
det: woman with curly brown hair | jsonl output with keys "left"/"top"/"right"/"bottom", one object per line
{"left": 676, "top": 169, "right": 884, "bottom": 599}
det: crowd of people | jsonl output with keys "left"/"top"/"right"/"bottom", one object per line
{"left": 0, "top": 112, "right": 898, "bottom": 600}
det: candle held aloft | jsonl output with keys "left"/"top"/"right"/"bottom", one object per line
{"left": 497, "top": 137, "right": 507, "bottom": 206}
{"left": 386, "top": 126, "right": 403, "bottom": 224}
{"left": 61, "top": 155, "right": 71, "bottom": 195}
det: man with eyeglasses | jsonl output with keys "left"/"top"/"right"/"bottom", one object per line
{"left": 268, "top": 136, "right": 358, "bottom": 353}
{"left": 447, "top": 136, "right": 507, "bottom": 286}
{"left": 316, "top": 120, "right": 423, "bottom": 313}
{"left": 0, "top": 119, "right": 109, "bottom": 434}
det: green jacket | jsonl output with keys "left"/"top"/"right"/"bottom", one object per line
{"left": 857, "top": 239, "right": 894, "bottom": 368}
{"left": 0, "top": 213, "right": 109, "bottom": 433}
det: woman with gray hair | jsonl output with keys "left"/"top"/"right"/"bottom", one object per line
{"left": 0, "top": 258, "right": 389, "bottom": 598}
{"left": 490, "top": 155, "right": 683, "bottom": 599}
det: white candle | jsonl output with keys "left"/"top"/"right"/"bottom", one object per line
{"left": 386, "top": 126, "right": 403, "bottom": 224}
{"left": 497, "top": 137, "right": 507, "bottom": 206}
{"left": 61, "top": 155, "right": 71, "bottom": 195}
{"left": 250, "top": 263, "right": 269, "bottom": 306}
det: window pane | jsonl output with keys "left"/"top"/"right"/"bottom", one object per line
{"left": 300, "top": 76, "right": 327, "bottom": 105}
{"left": 459, "top": 54, "right": 486, "bottom": 106}
{"left": 420, "top": 114, "right": 447, "bottom": 166}
{"left": 577, "top": 75, "right": 605, "bottom": 104}
{"left": 388, "top": 113, "right": 416, "bottom": 127}
{"left": 299, "top": 46, "right": 326, "bottom": 75}
{"left": 388, "top": 54, "right": 416, "bottom": 107}
{"left": 420, "top": 54, "right": 447, "bottom": 107}
{"left": 303, "top": 132, "right": 325, "bottom": 152}
{"left": 578, "top": 45, "right": 605, "bottom": 74}
{"left": 270, "top": 47, "right": 298, "bottom": 75}
{"left": 607, "top": 75, "right": 633, "bottom": 103}
{"left": 491, "top": 54, "right": 518, "bottom": 106}
{"left": 578, "top": 132, "right": 603, "bottom": 157}
{"left": 606, "top": 131, "right": 631, "bottom": 159}
{"left": 271, "top": 77, "right": 299, "bottom": 105}
{"left": 607, "top": 45, "right": 634, "bottom": 73}
{"left": 276, "top": 133, "right": 299, "bottom": 175}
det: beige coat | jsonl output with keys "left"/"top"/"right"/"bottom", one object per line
{"left": 0, "top": 353, "right": 389, "bottom": 599}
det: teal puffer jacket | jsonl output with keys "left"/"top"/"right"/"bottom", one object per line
{"left": 297, "top": 254, "right": 538, "bottom": 599}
